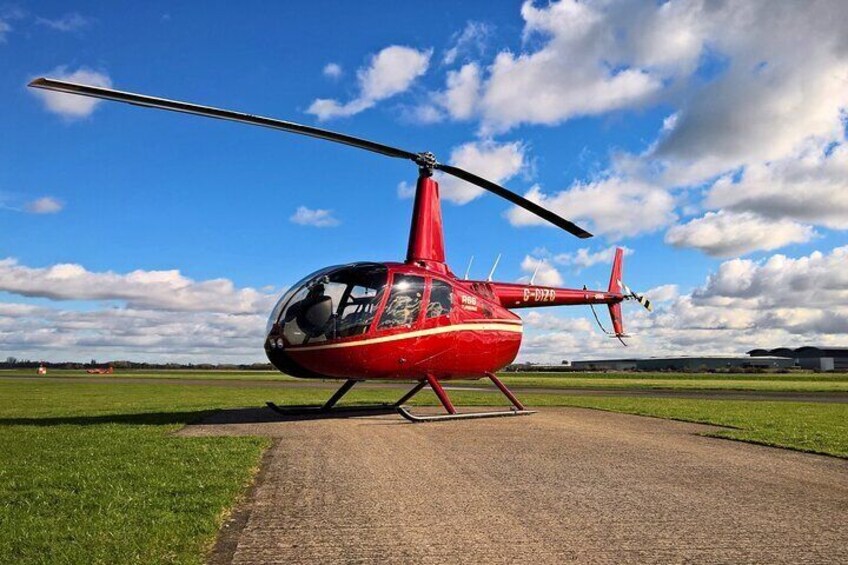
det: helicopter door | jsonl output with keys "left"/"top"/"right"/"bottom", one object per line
{"left": 377, "top": 274, "right": 425, "bottom": 330}
{"left": 424, "top": 278, "right": 454, "bottom": 323}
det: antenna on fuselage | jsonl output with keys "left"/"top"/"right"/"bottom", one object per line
{"left": 463, "top": 256, "right": 474, "bottom": 280}
{"left": 486, "top": 254, "right": 502, "bottom": 282}
{"left": 529, "top": 260, "right": 541, "bottom": 286}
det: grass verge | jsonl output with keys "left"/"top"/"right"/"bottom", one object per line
{"left": 5, "top": 369, "right": 848, "bottom": 392}
{"left": 0, "top": 381, "right": 272, "bottom": 565}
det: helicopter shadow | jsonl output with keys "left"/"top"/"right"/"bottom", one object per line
{"left": 0, "top": 410, "right": 217, "bottom": 427}
{"left": 200, "top": 405, "right": 400, "bottom": 424}
{"left": 0, "top": 405, "right": 400, "bottom": 430}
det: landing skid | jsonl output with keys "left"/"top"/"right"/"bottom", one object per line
{"left": 397, "top": 405, "right": 536, "bottom": 423}
{"left": 398, "top": 372, "right": 535, "bottom": 423}
{"left": 267, "top": 373, "right": 533, "bottom": 423}
{"left": 266, "top": 379, "right": 427, "bottom": 419}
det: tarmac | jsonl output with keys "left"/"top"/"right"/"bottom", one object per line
{"left": 179, "top": 407, "right": 848, "bottom": 564}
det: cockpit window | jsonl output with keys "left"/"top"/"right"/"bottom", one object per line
{"left": 426, "top": 279, "right": 453, "bottom": 318}
{"left": 337, "top": 284, "right": 383, "bottom": 338}
{"left": 378, "top": 275, "right": 425, "bottom": 329}
{"left": 266, "top": 266, "right": 336, "bottom": 335}
{"left": 270, "top": 264, "right": 388, "bottom": 346}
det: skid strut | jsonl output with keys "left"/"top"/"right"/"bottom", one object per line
{"left": 266, "top": 379, "right": 429, "bottom": 417}
{"left": 397, "top": 373, "right": 535, "bottom": 423}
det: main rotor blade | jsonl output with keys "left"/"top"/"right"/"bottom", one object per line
{"left": 28, "top": 77, "right": 419, "bottom": 162}
{"left": 436, "top": 163, "right": 593, "bottom": 239}
{"left": 29, "top": 78, "right": 593, "bottom": 239}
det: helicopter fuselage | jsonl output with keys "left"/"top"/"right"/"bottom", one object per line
{"left": 264, "top": 260, "right": 625, "bottom": 381}
{"left": 265, "top": 262, "right": 523, "bottom": 381}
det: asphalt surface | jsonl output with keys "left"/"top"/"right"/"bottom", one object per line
{"left": 4, "top": 375, "right": 848, "bottom": 403}
{"left": 180, "top": 407, "right": 848, "bottom": 564}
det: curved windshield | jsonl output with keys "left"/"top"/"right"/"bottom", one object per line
{"left": 269, "top": 263, "right": 388, "bottom": 346}
{"left": 266, "top": 266, "right": 337, "bottom": 335}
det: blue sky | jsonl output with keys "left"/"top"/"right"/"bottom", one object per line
{"left": 2, "top": 1, "right": 847, "bottom": 362}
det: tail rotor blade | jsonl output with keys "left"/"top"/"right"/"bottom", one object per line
{"left": 436, "top": 163, "right": 592, "bottom": 239}
{"left": 619, "top": 279, "right": 653, "bottom": 312}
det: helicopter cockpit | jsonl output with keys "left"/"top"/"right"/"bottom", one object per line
{"left": 268, "top": 263, "right": 389, "bottom": 346}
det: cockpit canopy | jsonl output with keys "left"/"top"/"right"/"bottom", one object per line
{"left": 268, "top": 263, "right": 389, "bottom": 346}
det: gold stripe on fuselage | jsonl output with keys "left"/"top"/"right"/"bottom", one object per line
{"left": 286, "top": 322, "right": 523, "bottom": 352}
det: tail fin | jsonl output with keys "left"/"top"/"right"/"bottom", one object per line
{"left": 607, "top": 247, "right": 625, "bottom": 337}
{"left": 608, "top": 247, "right": 623, "bottom": 295}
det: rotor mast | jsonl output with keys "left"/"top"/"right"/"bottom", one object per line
{"left": 406, "top": 153, "right": 449, "bottom": 273}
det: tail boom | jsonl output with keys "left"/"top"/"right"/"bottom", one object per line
{"left": 485, "top": 282, "right": 623, "bottom": 309}
{"left": 482, "top": 246, "right": 630, "bottom": 339}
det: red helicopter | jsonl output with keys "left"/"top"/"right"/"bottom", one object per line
{"left": 29, "top": 78, "right": 652, "bottom": 422}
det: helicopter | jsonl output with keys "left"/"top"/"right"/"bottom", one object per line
{"left": 29, "top": 77, "right": 652, "bottom": 422}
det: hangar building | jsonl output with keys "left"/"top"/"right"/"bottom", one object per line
{"left": 747, "top": 346, "right": 848, "bottom": 371}
{"left": 569, "top": 356, "right": 792, "bottom": 372}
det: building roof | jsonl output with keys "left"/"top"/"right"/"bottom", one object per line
{"left": 748, "top": 347, "right": 848, "bottom": 358}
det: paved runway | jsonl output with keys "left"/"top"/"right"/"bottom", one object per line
{"left": 180, "top": 407, "right": 848, "bottom": 564}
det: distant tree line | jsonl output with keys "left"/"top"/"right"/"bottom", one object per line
{"left": 1, "top": 357, "right": 273, "bottom": 371}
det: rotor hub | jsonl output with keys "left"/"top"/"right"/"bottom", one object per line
{"left": 414, "top": 151, "right": 438, "bottom": 175}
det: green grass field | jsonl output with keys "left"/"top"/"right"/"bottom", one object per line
{"left": 492, "top": 372, "right": 848, "bottom": 392}
{"left": 0, "top": 374, "right": 845, "bottom": 564}
{"left": 5, "top": 368, "right": 848, "bottom": 391}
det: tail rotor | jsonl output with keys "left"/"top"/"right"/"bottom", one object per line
{"left": 619, "top": 280, "right": 653, "bottom": 312}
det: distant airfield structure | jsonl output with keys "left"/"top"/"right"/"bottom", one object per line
{"left": 509, "top": 346, "right": 848, "bottom": 372}
{"left": 748, "top": 346, "right": 848, "bottom": 371}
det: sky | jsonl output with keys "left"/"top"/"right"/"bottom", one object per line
{"left": 2, "top": 0, "right": 847, "bottom": 363}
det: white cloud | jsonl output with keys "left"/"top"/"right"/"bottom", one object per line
{"left": 307, "top": 46, "right": 431, "bottom": 120}
{"left": 0, "top": 258, "right": 286, "bottom": 363}
{"left": 520, "top": 255, "right": 563, "bottom": 287}
{"left": 522, "top": 311, "right": 593, "bottom": 332}
{"left": 706, "top": 142, "right": 848, "bottom": 230}
{"left": 24, "top": 196, "right": 63, "bottom": 214}
{"left": 665, "top": 211, "right": 815, "bottom": 257}
{"left": 477, "top": 0, "right": 663, "bottom": 133}
{"left": 443, "top": 21, "right": 492, "bottom": 66}
{"left": 322, "top": 62, "right": 342, "bottom": 79}
{"left": 644, "top": 284, "right": 679, "bottom": 304}
{"left": 0, "top": 302, "right": 270, "bottom": 363}
{"left": 289, "top": 206, "right": 339, "bottom": 227}
{"left": 30, "top": 66, "right": 112, "bottom": 119}
{"left": 437, "top": 139, "right": 526, "bottom": 205}
{"left": 397, "top": 181, "right": 416, "bottom": 199}
{"left": 406, "top": 1, "right": 848, "bottom": 257}
{"left": 436, "top": 63, "right": 481, "bottom": 120}
{"left": 0, "top": 18, "right": 10, "bottom": 42}
{"left": 553, "top": 245, "right": 632, "bottom": 269}
{"left": 0, "top": 258, "right": 277, "bottom": 314}
{"left": 409, "top": 62, "right": 482, "bottom": 124}
{"left": 36, "top": 13, "right": 92, "bottom": 32}
{"left": 693, "top": 247, "right": 848, "bottom": 309}
{"left": 459, "top": 0, "right": 848, "bottom": 154}
{"left": 652, "top": 9, "right": 848, "bottom": 184}
{"left": 507, "top": 179, "right": 676, "bottom": 239}
{"left": 405, "top": 104, "right": 444, "bottom": 124}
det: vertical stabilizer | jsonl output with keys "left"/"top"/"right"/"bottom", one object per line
{"left": 608, "top": 247, "right": 624, "bottom": 295}
{"left": 607, "top": 247, "right": 625, "bottom": 337}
